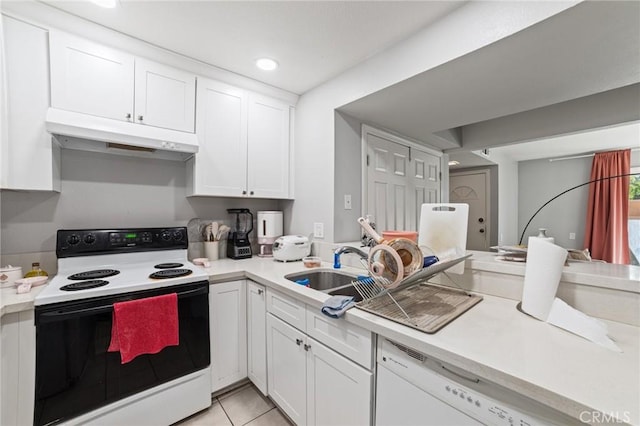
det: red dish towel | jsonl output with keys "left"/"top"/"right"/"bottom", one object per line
{"left": 108, "top": 293, "right": 179, "bottom": 364}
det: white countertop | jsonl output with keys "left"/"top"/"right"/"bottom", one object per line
{"left": 2, "top": 256, "right": 639, "bottom": 424}
{"left": 466, "top": 250, "right": 640, "bottom": 293}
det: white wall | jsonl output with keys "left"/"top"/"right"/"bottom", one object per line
{"left": 290, "top": 1, "right": 578, "bottom": 241}
{"left": 518, "top": 156, "right": 591, "bottom": 249}
{"left": 334, "top": 112, "right": 363, "bottom": 242}
{"left": 0, "top": 149, "right": 279, "bottom": 255}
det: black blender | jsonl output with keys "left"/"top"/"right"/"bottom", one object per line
{"left": 227, "top": 208, "right": 253, "bottom": 259}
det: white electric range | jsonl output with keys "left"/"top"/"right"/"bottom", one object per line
{"left": 33, "top": 227, "right": 211, "bottom": 426}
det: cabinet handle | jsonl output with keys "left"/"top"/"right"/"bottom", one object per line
{"left": 250, "top": 191, "right": 254, "bottom": 196}
{"left": 296, "top": 338, "right": 303, "bottom": 346}
{"left": 242, "top": 190, "right": 247, "bottom": 195}
{"left": 125, "top": 113, "right": 131, "bottom": 120}
{"left": 138, "top": 115, "right": 144, "bottom": 121}
{"left": 304, "top": 343, "right": 311, "bottom": 351}
{"left": 257, "top": 289, "right": 263, "bottom": 295}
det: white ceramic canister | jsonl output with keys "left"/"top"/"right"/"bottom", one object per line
{"left": 257, "top": 211, "right": 284, "bottom": 244}
{"left": 0, "top": 265, "right": 23, "bottom": 288}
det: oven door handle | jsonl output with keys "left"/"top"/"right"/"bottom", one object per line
{"left": 38, "top": 286, "right": 209, "bottom": 323}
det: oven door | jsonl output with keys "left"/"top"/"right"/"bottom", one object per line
{"left": 34, "top": 281, "right": 210, "bottom": 426}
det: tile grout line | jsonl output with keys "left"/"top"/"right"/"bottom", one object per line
{"left": 215, "top": 396, "right": 235, "bottom": 426}
{"left": 240, "top": 407, "right": 277, "bottom": 426}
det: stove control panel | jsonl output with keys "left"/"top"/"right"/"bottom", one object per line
{"left": 57, "top": 227, "right": 188, "bottom": 258}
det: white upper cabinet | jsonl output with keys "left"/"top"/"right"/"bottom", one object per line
{"left": 187, "top": 77, "right": 293, "bottom": 199}
{"left": 49, "top": 31, "right": 195, "bottom": 133}
{"left": 188, "top": 79, "right": 248, "bottom": 196}
{"left": 134, "top": 58, "right": 195, "bottom": 132}
{"left": 1, "top": 15, "right": 60, "bottom": 191}
{"left": 49, "top": 31, "right": 134, "bottom": 123}
{"left": 247, "top": 94, "right": 291, "bottom": 199}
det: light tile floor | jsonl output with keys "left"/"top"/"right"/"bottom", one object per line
{"left": 176, "top": 383, "right": 292, "bottom": 426}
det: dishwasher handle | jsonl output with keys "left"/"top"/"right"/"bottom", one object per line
{"left": 440, "top": 364, "right": 480, "bottom": 384}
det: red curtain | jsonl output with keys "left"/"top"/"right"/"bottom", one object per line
{"left": 584, "top": 149, "right": 630, "bottom": 264}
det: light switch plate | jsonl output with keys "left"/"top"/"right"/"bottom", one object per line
{"left": 344, "top": 194, "right": 352, "bottom": 210}
{"left": 313, "top": 222, "right": 324, "bottom": 238}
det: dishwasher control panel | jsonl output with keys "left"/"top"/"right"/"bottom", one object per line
{"left": 378, "top": 339, "right": 573, "bottom": 425}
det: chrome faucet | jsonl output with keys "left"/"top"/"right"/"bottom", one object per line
{"left": 333, "top": 246, "right": 368, "bottom": 269}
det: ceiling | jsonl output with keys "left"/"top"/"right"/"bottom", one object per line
{"left": 38, "top": 0, "right": 465, "bottom": 94}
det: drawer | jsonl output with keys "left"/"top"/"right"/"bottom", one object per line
{"left": 266, "top": 289, "right": 306, "bottom": 332}
{"left": 306, "top": 308, "right": 373, "bottom": 370}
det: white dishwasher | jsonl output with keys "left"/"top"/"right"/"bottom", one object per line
{"left": 376, "top": 339, "right": 578, "bottom": 426}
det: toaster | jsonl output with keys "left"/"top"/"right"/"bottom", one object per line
{"left": 272, "top": 235, "right": 311, "bottom": 262}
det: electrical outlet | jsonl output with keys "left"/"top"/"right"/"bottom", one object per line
{"left": 313, "top": 222, "right": 324, "bottom": 239}
{"left": 344, "top": 194, "right": 352, "bottom": 210}
{"left": 569, "top": 232, "right": 576, "bottom": 240}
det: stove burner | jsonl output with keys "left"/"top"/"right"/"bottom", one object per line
{"left": 154, "top": 262, "right": 184, "bottom": 269}
{"left": 60, "top": 280, "right": 109, "bottom": 291}
{"left": 149, "top": 269, "right": 192, "bottom": 279}
{"left": 68, "top": 269, "right": 120, "bottom": 281}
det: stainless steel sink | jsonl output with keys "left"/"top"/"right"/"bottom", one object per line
{"left": 285, "top": 269, "right": 358, "bottom": 291}
{"left": 327, "top": 284, "right": 363, "bottom": 302}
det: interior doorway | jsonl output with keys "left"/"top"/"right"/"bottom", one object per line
{"left": 449, "top": 169, "right": 491, "bottom": 251}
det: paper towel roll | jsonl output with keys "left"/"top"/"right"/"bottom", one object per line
{"left": 521, "top": 237, "right": 567, "bottom": 321}
{"left": 547, "top": 298, "right": 622, "bottom": 352}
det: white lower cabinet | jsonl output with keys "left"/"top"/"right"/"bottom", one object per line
{"left": 210, "top": 280, "right": 247, "bottom": 392}
{"left": 266, "top": 313, "right": 373, "bottom": 425}
{"left": 267, "top": 313, "right": 307, "bottom": 424}
{"left": 305, "top": 334, "right": 372, "bottom": 426}
{"left": 247, "top": 281, "right": 268, "bottom": 395}
{"left": 1, "top": 310, "right": 35, "bottom": 426}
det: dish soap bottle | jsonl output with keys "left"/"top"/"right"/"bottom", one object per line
{"left": 24, "top": 262, "right": 48, "bottom": 278}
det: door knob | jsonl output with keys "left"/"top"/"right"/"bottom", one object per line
{"left": 479, "top": 229, "right": 485, "bottom": 234}
{"left": 478, "top": 218, "right": 484, "bottom": 223}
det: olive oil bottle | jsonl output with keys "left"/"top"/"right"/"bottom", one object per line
{"left": 24, "top": 262, "right": 48, "bottom": 278}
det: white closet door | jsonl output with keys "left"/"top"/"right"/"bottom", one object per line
{"left": 366, "top": 133, "right": 410, "bottom": 231}
{"left": 365, "top": 126, "right": 441, "bottom": 232}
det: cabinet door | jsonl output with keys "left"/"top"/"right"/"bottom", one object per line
{"left": 134, "top": 58, "right": 196, "bottom": 132}
{"left": 189, "top": 78, "right": 248, "bottom": 196}
{"left": 306, "top": 336, "right": 372, "bottom": 426}
{"left": 247, "top": 94, "right": 291, "bottom": 199}
{"left": 266, "top": 314, "right": 306, "bottom": 425}
{"left": 2, "top": 15, "right": 60, "bottom": 191}
{"left": 1, "top": 311, "right": 35, "bottom": 426}
{"left": 210, "top": 280, "right": 247, "bottom": 392}
{"left": 49, "top": 31, "right": 134, "bottom": 122}
{"left": 247, "top": 281, "right": 267, "bottom": 395}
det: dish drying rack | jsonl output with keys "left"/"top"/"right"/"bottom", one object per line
{"left": 353, "top": 254, "right": 483, "bottom": 334}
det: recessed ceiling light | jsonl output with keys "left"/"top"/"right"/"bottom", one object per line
{"left": 448, "top": 160, "right": 460, "bottom": 166}
{"left": 255, "top": 58, "right": 278, "bottom": 71}
{"left": 90, "top": 0, "right": 118, "bottom": 8}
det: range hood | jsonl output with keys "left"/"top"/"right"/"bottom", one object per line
{"left": 45, "top": 108, "right": 199, "bottom": 161}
